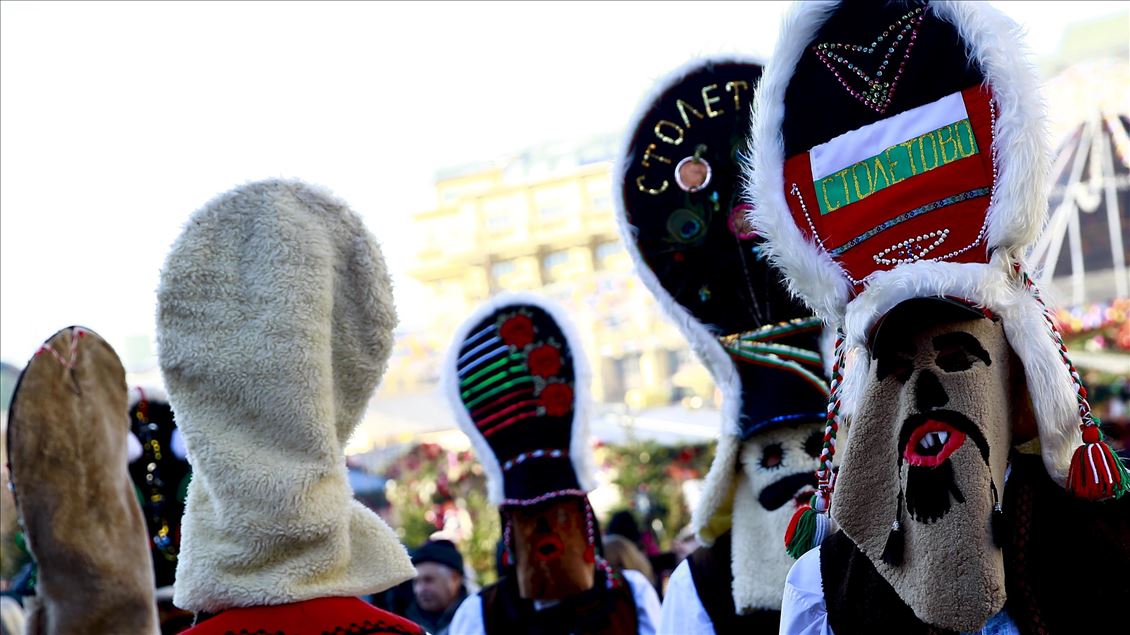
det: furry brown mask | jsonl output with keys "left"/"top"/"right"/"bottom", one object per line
{"left": 508, "top": 497, "right": 594, "bottom": 600}
{"left": 8, "top": 328, "right": 159, "bottom": 634}
{"left": 834, "top": 306, "right": 1014, "bottom": 631}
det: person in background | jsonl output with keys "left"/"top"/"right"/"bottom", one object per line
{"left": 408, "top": 540, "right": 469, "bottom": 635}
{"left": 444, "top": 295, "right": 661, "bottom": 635}
{"left": 605, "top": 511, "right": 642, "bottom": 548}
{"left": 670, "top": 526, "right": 699, "bottom": 566}
{"left": 602, "top": 535, "right": 657, "bottom": 592}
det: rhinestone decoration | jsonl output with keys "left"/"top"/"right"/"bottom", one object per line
{"left": 813, "top": 7, "right": 925, "bottom": 114}
{"left": 872, "top": 229, "right": 951, "bottom": 265}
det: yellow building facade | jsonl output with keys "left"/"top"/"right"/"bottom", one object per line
{"left": 401, "top": 144, "right": 714, "bottom": 407}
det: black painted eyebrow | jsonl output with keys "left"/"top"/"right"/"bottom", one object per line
{"left": 932, "top": 331, "right": 991, "bottom": 366}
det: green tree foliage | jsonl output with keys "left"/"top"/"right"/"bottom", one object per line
{"left": 595, "top": 439, "right": 714, "bottom": 551}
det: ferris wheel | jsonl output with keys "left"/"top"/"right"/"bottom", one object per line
{"left": 1029, "top": 58, "right": 1130, "bottom": 306}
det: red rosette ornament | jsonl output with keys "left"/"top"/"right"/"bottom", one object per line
{"left": 527, "top": 344, "right": 563, "bottom": 378}
{"left": 539, "top": 382, "right": 574, "bottom": 417}
{"left": 499, "top": 314, "right": 535, "bottom": 349}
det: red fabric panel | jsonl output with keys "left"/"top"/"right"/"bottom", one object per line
{"left": 179, "top": 596, "right": 425, "bottom": 635}
{"left": 782, "top": 86, "right": 996, "bottom": 294}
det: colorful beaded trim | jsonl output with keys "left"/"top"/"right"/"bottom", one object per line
{"left": 718, "top": 316, "right": 830, "bottom": 397}
{"left": 501, "top": 448, "right": 568, "bottom": 472}
{"left": 813, "top": 7, "right": 926, "bottom": 114}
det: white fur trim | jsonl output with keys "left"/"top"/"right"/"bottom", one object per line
{"left": 745, "top": 1, "right": 1050, "bottom": 323}
{"left": 930, "top": 1, "right": 1050, "bottom": 252}
{"left": 689, "top": 431, "right": 740, "bottom": 545}
{"left": 158, "top": 179, "right": 415, "bottom": 612}
{"left": 840, "top": 257, "right": 1079, "bottom": 484}
{"left": 745, "top": 1, "right": 849, "bottom": 323}
{"left": 441, "top": 292, "right": 596, "bottom": 506}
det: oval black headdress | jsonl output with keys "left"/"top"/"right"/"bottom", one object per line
{"left": 443, "top": 293, "right": 595, "bottom": 507}
{"left": 615, "top": 57, "right": 829, "bottom": 544}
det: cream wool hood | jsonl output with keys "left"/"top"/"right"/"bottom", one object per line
{"left": 157, "top": 179, "right": 415, "bottom": 613}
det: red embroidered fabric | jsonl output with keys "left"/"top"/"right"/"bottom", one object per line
{"left": 782, "top": 86, "right": 996, "bottom": 292}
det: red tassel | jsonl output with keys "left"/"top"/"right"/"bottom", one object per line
{"left": 583, "top": 544, "right": 595, "bottom": 564}
{"left": 1066, "top": 424, "right": 1129, "bottom": 501}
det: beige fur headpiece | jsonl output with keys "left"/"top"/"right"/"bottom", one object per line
{"left": 157, "top": 179, "right": 415, "bottom": 613}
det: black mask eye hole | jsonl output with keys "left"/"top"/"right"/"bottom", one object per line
{"left": 932, "top": 332, "right": 992, "bottom": 373}
{"left": 803, "top": 429, "right": 823, "bottom": 459}
{"left": 877, "top": 354, "right": 914, "bottom": 384}
{"left": 936, "top": 349, "right": 975, "bottom": 372}
{"left": 761, "top": 443, "right": 784, "bottom": 469}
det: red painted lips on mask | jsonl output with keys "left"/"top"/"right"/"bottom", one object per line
{"left": 532, "top": 535, "right": 565, "bottom": 561}
{"left": 904, "top": 419, "right": 967, "bottom": 467}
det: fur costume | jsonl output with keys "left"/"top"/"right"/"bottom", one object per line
{"left": 614, "top": 57, "right": 830, "bottom": 633}
{"left": 443, "top": 294, "right": 661, "bottom": 635}
{"left": 7, "top": 327, "right": 160, "bottom": 635}
{"left": 157, "top": 179, "right": 422, "bottom": 634}
{"left": 745, "top": 1, "right": 1129, "bottom": 632}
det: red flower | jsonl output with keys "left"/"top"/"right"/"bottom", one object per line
{"left": 539, "top": 382, "right": 574, "bottom": 417}
{"left": 527, "top": 344, "right": 562, "bottom": 377}
{"left": 499, "top": 314, "right": 535, "bottom": 348}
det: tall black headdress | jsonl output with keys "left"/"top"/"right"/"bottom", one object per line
{"left": 615, "top": 57, "right": 830, "bottom": 546}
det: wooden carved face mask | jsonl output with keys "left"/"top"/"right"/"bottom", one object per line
{"left": 508, "top": 497, "right": 594, "bottom": 600}
{"left": 834, "top": 309, "right": 1014, "bottom": 631}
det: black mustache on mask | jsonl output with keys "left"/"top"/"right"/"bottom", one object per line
{"left": 758, "top": 470, "right": 819, "bottom": 511}
{"left": 897, "top": 410, "right": 991, "bottom": 524}
{"left": 905, "top": 461, "right": 965, "bottom": 523}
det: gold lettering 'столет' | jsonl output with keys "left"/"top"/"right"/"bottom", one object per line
{"left": 816, "top": 118, "right": 979, "bottom": 214}
{"left": 635, "top": 80, "right": 753, "bottom": 195}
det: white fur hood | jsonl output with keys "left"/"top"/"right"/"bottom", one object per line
{"left": 157, "top": 179, "right": 415, "bottom": 613}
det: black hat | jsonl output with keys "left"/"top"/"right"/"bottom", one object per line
{"left": 411, "top": 540, "right": 464, "bottom": 575}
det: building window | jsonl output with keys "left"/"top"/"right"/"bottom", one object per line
{"left": 491, "top": 260, "right": 516, "bottom": 282}
{"left": 595, "top": 241, "right": 622, "bottom": 269}
{"left": 534, "top": 185, "right": 580, "bottom": 222}
{"left": 485, "top": 211, "right": 511, "bottom": 232}
{"left": 542, "top": 250, "right": 570, "bottom": 282}
{"left": 615, "top": 353, "right": 643, "bottom": 392}
{"left": 543, "top": 250, "right": 569, "bottom": 269}
{"left": 482, "top": 194, "right": 525, "bottom": 234}
{"left": 586, "top": 177, "right": 613, "bottom": 211}
{"left": 591, "top": 194, "right": 611, "bottom": 210}
{"left": 539, "top": 201, "right": 567, "bottom": 220}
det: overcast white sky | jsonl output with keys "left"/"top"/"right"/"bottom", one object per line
{"left": 1, "top": 1, "right": 1126, "bottom": 368}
